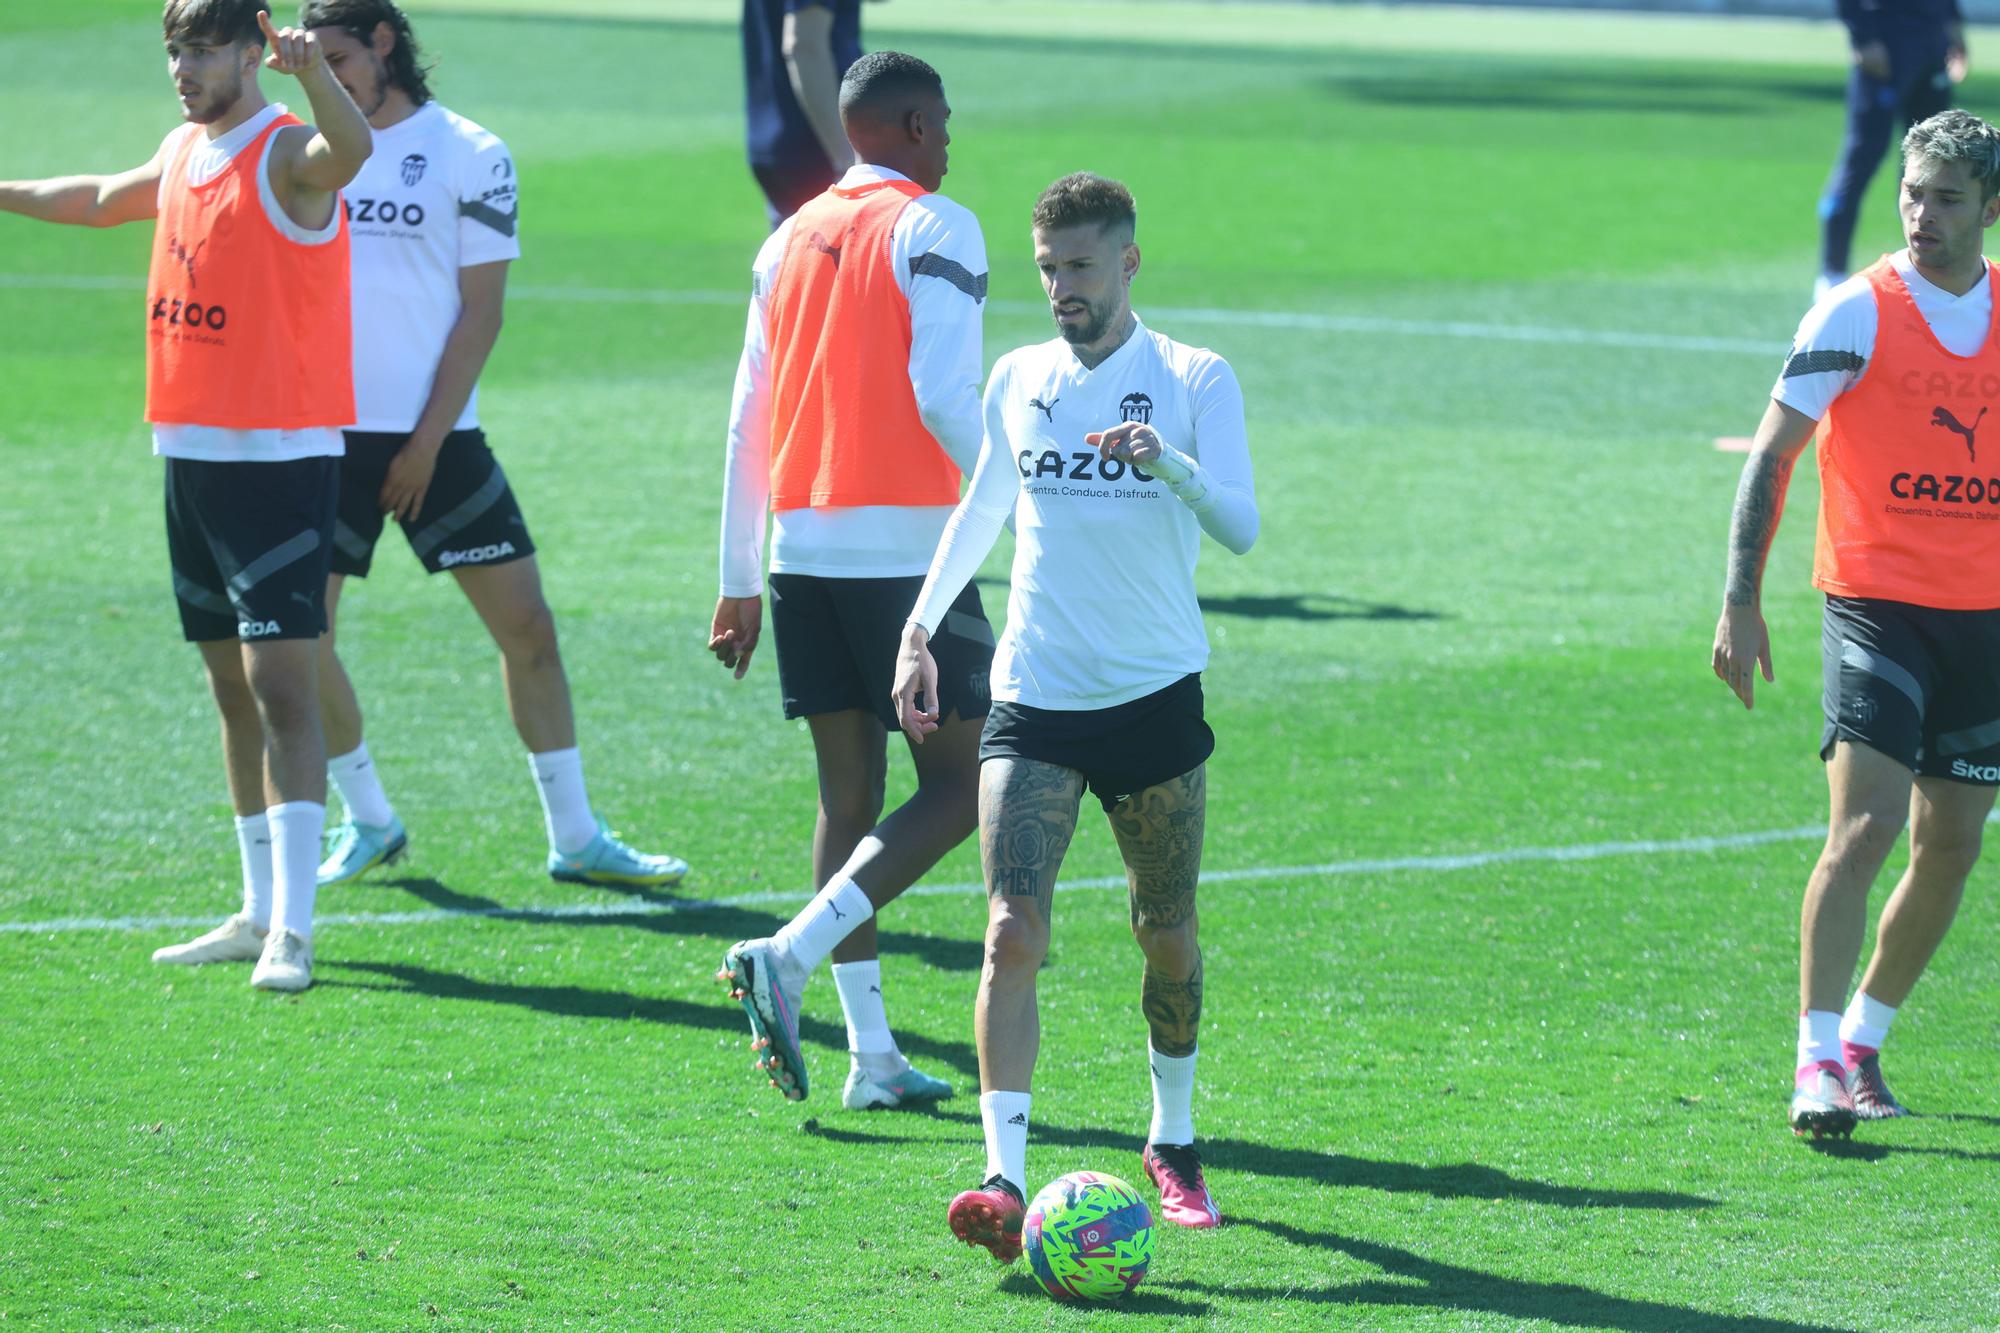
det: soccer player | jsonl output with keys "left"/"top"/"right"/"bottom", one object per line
{"left": 1816, "top": 0, "right": 1967, "bottom": 297}
{"left": 712, "top": 51, "right": 990, "bottom": 1110}
{"left": 892, "top": 173, "right": 1259, "bottom": 1257}
{"left": 0, "top": 1, "right": 371, "bottom": 991}
{"left": 301, "top": 0, "right": 687, "bottom": 892}
{"left": 741, "top": 0, "right": 865, "bottom": 226}
{"left": 1714, "top": 110, "right": 2000, "bottom": 1136}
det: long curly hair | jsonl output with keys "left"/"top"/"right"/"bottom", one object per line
{"left": 301, "top": 0, "right": 434, "bottom": 104}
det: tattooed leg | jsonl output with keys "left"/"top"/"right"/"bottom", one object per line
{"left": 975, "top": 757, "right": 1085, "bottom": 1094}
{"left": 1110, "top": 765, "right": 1207, "bottom": 1057}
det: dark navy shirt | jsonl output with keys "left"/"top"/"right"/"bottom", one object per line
{"left": 743, "top": 0, "right": 863, "bottom": 171}
{"left": 1836, "top": 0, "right": 1961, "bottom": 49}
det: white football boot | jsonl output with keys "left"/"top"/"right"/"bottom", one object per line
{"left": 152, "top": 914, "right": 266, "bottom": 965}
{"left": 251, "top": 928, "right": 314, "bottom": 992}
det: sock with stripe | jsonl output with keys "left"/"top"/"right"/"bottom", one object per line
{"left": 328, "top": 742, "right": 395, "bottom": 828}
{"left": 235, "top": 812, "right": 273, "bottom": 930}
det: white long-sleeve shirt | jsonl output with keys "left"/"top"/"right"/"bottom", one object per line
{"left": 718, "top": 163, "right": 987, "bottom": 596}
{"left": 1774, "top": 249, "right": 1995, "bottom": 422}
{"left": 909, "top": 319, "right": 1259, "bottom": 710}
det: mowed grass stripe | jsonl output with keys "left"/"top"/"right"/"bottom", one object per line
{"left": 0, "top": 820, "right": 1836, "bottom": 934}
{"left": 0, "top": 271, "right": 1785, "bottom": 355}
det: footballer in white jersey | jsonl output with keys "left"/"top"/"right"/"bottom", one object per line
{"left": 894, "top": 174, "right": 1258, "bottom": 1259}
{"left": 303, "top": 0, "right": 687, "bottom": 892}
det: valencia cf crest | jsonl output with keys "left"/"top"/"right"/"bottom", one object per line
{"left": 1119, "top": 392, "right": 1153, "bottom": 424}
{"left": 400, "top": 153, "right": 428, "bottom": 186}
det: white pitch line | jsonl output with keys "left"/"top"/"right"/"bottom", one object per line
{"left": 0, "top": 272, "right": 1784, "bottom": 357}
{"left": 0, "top": 822, "right": 1829, "bottom": 937}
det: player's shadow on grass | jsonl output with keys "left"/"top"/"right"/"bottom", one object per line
{"left": 321, "top": 958, "right": 980, "bottom": 1075}
{"left": 1169, "top": 1216, "right": 1860, "bottom": 1333}
{"left": 1803, "top": 1137, "right": 2000, "bottom": 1165}
{"left": 373, "top": 874, "right": 983, "bottom": 974}
{"left": 992, "top": 1272, "right": 1211, "bottom": 1315}
{"left": 1197, "top": 592, "right": 1443, "bottom": 622}
{"left": 1326, "top": 68, "right": 1842, "bottom": 117}
{"left": 812, "top": 1112, "right": 1714, "bottom": 1210}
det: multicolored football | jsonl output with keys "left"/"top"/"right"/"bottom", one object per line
{"left": 1023, "top": 1170, "right": 1155, "bottom": 1301}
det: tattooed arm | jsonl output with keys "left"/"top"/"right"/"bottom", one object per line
{"left": 1712, "top": 398, "right": 1820, "bottom": 710}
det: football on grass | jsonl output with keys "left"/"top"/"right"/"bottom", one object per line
{"left": 1023, "top": 1170, "right": 1155, "bottom": 1301}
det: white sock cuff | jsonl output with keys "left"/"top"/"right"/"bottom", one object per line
{"left": 234, "top": 812, "right": 270, "bottom": 835}
{"left": 1840, "top": 992, "right": 1899, "bottom": 1047}
{"left": 530, "top": 746, "right": 583, "bottom": 778}
{"left": 980, "top": 1090, "right": 1032, "bottom": 1194}
{"left": 266, "top": 800, "right": 325, "bottom": 820}
{"left": 328, "top": 743, "right": 373, "bottom": 777}
{"left": 773, "top": 876, "right": 875, "bottom": 975}
{"left": 1797, "top": 1009, "right": 1842, "bottom": 1067}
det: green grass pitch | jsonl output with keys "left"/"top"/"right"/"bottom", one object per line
{"left": 3, "top": 1, "right": 1999, "bottom": 1327}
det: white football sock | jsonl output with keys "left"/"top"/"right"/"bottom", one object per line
{"left": 771, "top": 875, "right": 873, "bottom": 976}
{"left": 1148, "top": 1044, "right": 1198, "bottom": 1146}
{"left": 1796, "top": 1009, "right": 1843, "bottom": 1072}
{"left": 267, "top": 801, "right": 324, "bottom": 939}
{"left": 529, "top": 747, "right": 597, "bottom": 856}
{"left": 832, "top": 958, "right": 901, "bottom": 1066}
{"left": 234, "top": 812, "right": 273, "bottom": 929}
{"left": 980, "top": 1090, "right": 1031, "bottom": 1196}
{"left": 1840, "top": 992, "right": 1898, "bottom": 1053}
{"left": 327, "top": 742, "right": 395, "bottom": 828}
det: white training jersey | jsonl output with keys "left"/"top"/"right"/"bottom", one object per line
{"left": 910, "top": 319, "right": 1258, "bottom": 710}
{"left": 345, "top": 101, "right": 520, "bottom": 433}
{"left": 718, "top": 163, "right": 987, "bottom": 595}
{"left": 1774, "top": 249, "right": 1995, "bottom": 422}
{"left": 151, "top": 103, "right": 345, "bottom": 462}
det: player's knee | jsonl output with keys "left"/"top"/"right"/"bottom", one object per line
{"left": 495, "top": 598, "right": 561, "bottom": 669}
{"left": 204, "top": 666, "right": 257, "bottom": 723}
{"left": 1131, "top": 915, "right": 1198, "bottom": 974}
{"left": 1912, "top": 824, "right": 1984, "bottom": 882}
{"left": 1827, "top": 804, "right": 1905, "bottom": 866}
{"left": 820, "top": 777, "right": 885, "bottom": 832}
{"left": 985, "top": 908, "right": 1048, "bottom": 975}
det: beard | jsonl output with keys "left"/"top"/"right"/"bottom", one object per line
{"left": 1055, "top": 298, "right": 1114, "bottom": 346}
{"left": 184, "top": 64, "right": 245, "bottom": 125}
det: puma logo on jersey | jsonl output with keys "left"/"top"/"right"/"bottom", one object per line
{"left": 167, "top": 234, "right": 206, "bottom": 288}
{"left": 809, "top": 231, "right": 844, "bottom": 268}
{"left": 1931, "top": 405, "right": 1987, "bottom": 462}
{"left": 1029, "top": 396, "right": 1059, "bottom": 422}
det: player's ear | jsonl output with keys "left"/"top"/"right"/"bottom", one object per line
{"left": 372, "top": 19, "right": 396, "bottom": 58}
{"left": 1123, "top": 242, "right": 1141, "bottom": 286}
{"left": 1983, "top": 191, "right": 2000, "bottom": 229}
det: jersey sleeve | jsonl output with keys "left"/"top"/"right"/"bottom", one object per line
{"left": 1179, "top": 350, "right": 1259, "bottom": 554}
{"left": 718, "top": 223, "right": 793, "bottom": 597}
{"left": 1771, "top": 279, "right": 1877, "bottom": 423}
{"left": 457, "top": 132, "right": 521, "bottom": 267}
{"left": 909, "top": 357, "right": 1021, "bottom": 634}
{"left": 893, "top": 193, "right": 988, "bottom": 477}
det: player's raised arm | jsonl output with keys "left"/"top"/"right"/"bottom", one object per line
{"left": 259, "top": 10, "right": 371, "bottom": 202}
{"left": 0, "top": 148, "right": 165, "bottom": 228}
{"left": 1712, "top": 398, "right": 1819, "bottom": 709}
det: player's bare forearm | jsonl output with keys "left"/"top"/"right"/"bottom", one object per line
{"left": 408, "top": 278, "right": 506, "bottom": 450}
{"left": 783, "top": 9, "right": 855, "bottom": 172}
{"left": 0, "top": 166, "right": 158, "bottom": 227}
{"left": 1723, "top": 450, "right": 1793, "bottom": 608}
{"left": 1722, "top": 400, "right": 1816, "bottom": 608}
{"left": 290, "top": 62, "right": 373, "bottom": 191}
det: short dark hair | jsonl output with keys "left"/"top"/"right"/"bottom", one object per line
{"left": 1032, "top": 173, "right": 1137, "bottom": 239}
{"left": 838, "top": 50, "right": 943, "bottom": 120}
{"left": 1904, "top": 109, "right": 2000, "bottom": 201}
{"left": 162, "top": 0, "right": 265, "bottom": 46}
{"left": 303, "top": 0, "right": 435, "bottom": 102}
